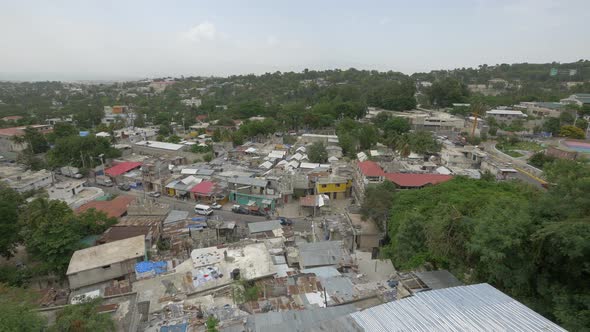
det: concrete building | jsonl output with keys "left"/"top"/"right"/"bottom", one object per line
{"left": 560, "top": 93, "right": 590, "bottom": 107}
{"left": 181, "top": 97, "right": 202, "bottom": 107}
{"left": 315, "top": 175, "right": 352, "bottom": 199}
{"left": 47, "top": 180, "right": 104, "bottom": 209}
{"left": 441, "top": 145, "right": 487, "bottom": 168}
{"left": 352, "top": 161, "right": 385, "bottom": 203}
{"left": 486, "top": 109, "right": 527, "bottom": 123}
{"left": 0, "top": 125, "right": 53, "bottom": 153}
{"left": 0, "top": 168, "right": 53, "bottom": 193}
{"left": 516, "top": 102, "right": 570, "bottom": 118}
{"left": 300, "top": 134, "right": 339, "bottom": 145}
{"left": 66, "top": 235, "right": 146, "bottom": 289}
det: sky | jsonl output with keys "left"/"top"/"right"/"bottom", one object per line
{"left": 0, "top": 0, "right": 589, "bottom": 81}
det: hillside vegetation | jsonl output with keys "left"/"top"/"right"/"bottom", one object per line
{"left": 383, "top": 160, "right": 590, "bottom": 330}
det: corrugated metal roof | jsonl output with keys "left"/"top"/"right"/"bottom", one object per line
{"left": 248, "top": 220, "right": 282, "bottom": 234}
{"left": 247, "top": 305, "right": 357, "bottom": 332}
{"left": 414, "top": 270, "right": 463, "bottom": 290}
{"left": 298, "top": 241, "right": 347, "bottom": 268}
{"left": 349, "top": 283, "right": 566, "bottom": 332}
{"left": 228, "top": 176, "right": 268, "bottom": 187}
{"left": 164, "top": 210, "right": 189, "bottom": 224}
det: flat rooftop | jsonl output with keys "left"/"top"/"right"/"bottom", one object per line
{"left": 66, "top": 235, "right": 145, "bottom": 275}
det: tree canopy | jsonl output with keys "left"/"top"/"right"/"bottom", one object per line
{"left": 307, "top": 142, "right": 328, "bottom": 163}
{"left": 20, "top": 199, "right": 117, "bottom": 274}
{"left": 0, "top": 284, "right": 46, "bottom": 332}
{"left": 50, "top": 298, "right": 115, "bottom": 332}
{"left": 383, "top": 160, "right": 590, "bottom": 330}
{"left": 47, "top": 135, "right": 121, "bottom": 169}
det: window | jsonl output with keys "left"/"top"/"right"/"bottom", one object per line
{"left": 335, "top": 184, "right": 340, "bottom": 187}
{"left": 321, "top": 184, "right": 327, "bottom": 188}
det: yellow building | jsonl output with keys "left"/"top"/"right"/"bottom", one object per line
{"left": 315, "top": 176, "right": 352, "bottom": 199}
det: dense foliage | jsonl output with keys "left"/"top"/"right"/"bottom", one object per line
{"left": 383, "top": 160, "right": 590, "bottom": 330}
{"left": 19, "top": 198, "right": 117, "bottom": 274}
{"left": 50, "top": 298, "right": 115, "bottom": 332}
{"left": 0, "top": 284, "right": 46, "bottom": 332}
{"left": 0, "top": 184, "right": 23, "bottom": 258}
{"left": 47, "top": 135, "right": 121, "bottom": 169}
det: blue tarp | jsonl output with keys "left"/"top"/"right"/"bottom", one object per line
{"left": 79, "top": 131, "right": 89, "bottom": 137}
{"left": 135, "top": 261, "right": 167, "bottom": 275}
{"left": 160, "top": 323, "right": 187, "bottom": 332}
{"left": 188, "top": 221, "right": 208, "bottom": 229}
{"left": 191, "top": 217, "right": 207, "bottom": 221}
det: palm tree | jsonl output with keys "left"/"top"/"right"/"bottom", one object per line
{"left": 10, "top": 134, "right": 26, "bottom": 151}
{"left": 396, "top": 134, "right": 411, "bottom": 158}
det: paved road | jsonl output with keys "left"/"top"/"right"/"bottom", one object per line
{"left": 95, "top": 185, "right": 270, "bottom": 224}
{"left": 481, "top": 141, "right": 547, "bottom": 189}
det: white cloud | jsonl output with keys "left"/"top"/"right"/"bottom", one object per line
{"left": 183, "top": 22, "right": 216, "bottom": 42}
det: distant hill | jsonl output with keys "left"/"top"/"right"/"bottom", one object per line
{"left": 412, "top": 60, "right": 590, "bottom": 84}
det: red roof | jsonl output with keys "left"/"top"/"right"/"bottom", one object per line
{"left": 76, "top": 195, "right": 135, "bottom": 218}
{"left": 105, "top": 162, "right": 142, "bottom": 177}
{"left": 196, "top": 114, "right": 208, "bottom": 121}
{"left": 1, "top": 116, "right": 23, "bottom": 121}
{"left": 385, "top": 173, "right": 453, "bottom": 188}
{"left": 190, "top": 181, "right": 215, "bottom": 195}
{"left": 0, "top": 127, "right": 25, "bottom": 136}
{"left": 357, "top": 161, "right": 385, "bottom": 177}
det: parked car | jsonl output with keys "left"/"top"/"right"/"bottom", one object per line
{"left": 148, "top": 191, "right": 161, "bottom": 198}
{"left": 118, "top": 184, "right": 131, "bottom": 191}
{"left": 249, "top": 209, "right": 267, "bottom": 217}
{"left": 194, "top": 204, "right": 213, "bottom": 216}
{"left": 211, "top": 203, "right": 222, "bottom": 210}
{"left": 231, "top": 205, "right": 249, "bottom": 215}
{"left": 279, "top": 217, "right": 293, "bottom": 226}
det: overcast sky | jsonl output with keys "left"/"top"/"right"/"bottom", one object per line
{"left": 1, "top": 0, "right": 589, "bottom": 81}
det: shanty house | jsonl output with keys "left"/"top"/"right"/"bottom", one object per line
{"left": 66, "top": 235, "right": 146, "bottom": 289}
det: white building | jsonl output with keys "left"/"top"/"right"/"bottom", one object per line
{"left": 66, "top": 235, "right": 146, "bottom": 289}
{"left": 47, "top": 180, "right": 104, "bottom": 209}
{"left": 181, "top": 97, "right": 202, "bottom": 107}
{"left": 0, "top": 168, "right": 53, "bottom": 193}
{"left": 486, "top": 110, "right": 527, "bottom": 123}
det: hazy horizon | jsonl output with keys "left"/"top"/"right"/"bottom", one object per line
{"left": 1, "top": 0, "right": 589, "bottom": 81}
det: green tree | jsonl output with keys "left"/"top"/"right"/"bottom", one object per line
{"left": 50, "top": 298, "right": 115, "bottom": 332}
{"left": 23, "top": 127, "right": 49, "bottom": 154}
{"left": 382, "top": 117, "right": 411, "bottom": 136}
{"left": 559, "top": 125, "right": 585, "bottom": 139}
{"left": 575, "top": 118, "right": 588, "bottom": 130}
{"left": 158, "top": 124, "right": 171, "bottom": 136}
{"left": 406, "top": 131, "right": 441, "bottom": 154}
{"left": 20, "top": 199, "right": 83, "bottom": 274}
{"left": 0, "top": 284, "right": 46, "bottom": 332}
{"left": 0, "top": 185, "right": 23, "bottom": 259}
{"left": 543, "top": 118, "right": 561, "bottom": 136}
{"left": 308, "top": 142, "right": 328, "bottom": 163}
{"left": 358, "top": 124, "right": 378, "bottom": 150}
{"left": 206, "top": 316, "right": 219, "bottom": 332}
{"left": 360, "top": 181, "right": 396, "bottom": 231}
{"left": 425, "top": 78, "right": 470, "bottom": 108}
{"left": 528, "top": 152, "right": 556, "bottom": 169}
{"left": 167, "top": 135, "right": 181, "bottom": 144}
{"left": 46, "top": 135, "right": 121, "bottom": 169}
{"left": 212, "top": 128, "right": 222, "bottom": 142}
{"left": 559, "top": 112, "right": 574, "bottom": 125}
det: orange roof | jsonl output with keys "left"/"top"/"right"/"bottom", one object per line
{"left": 384, "top": 173, "right": 453, "bottom": 188}
{"left": 1, "top": 116, "right": 23, "bottom": 121}
{"left": 76, "top": 195, "right": 135, "bottom": 218}
{"left": 0, "top": 127, "right": 25, "bottom": 136}
{"left": 357, "top": 161, "right": 385, "bottom": 177}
